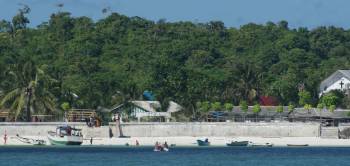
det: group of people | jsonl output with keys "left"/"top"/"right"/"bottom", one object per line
{"left": 154, "top": 141, "right": 169, "bottom": 151}
{"left": 85, "top": 116, "right": 99, "bottom": 127}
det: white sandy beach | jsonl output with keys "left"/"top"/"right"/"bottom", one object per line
{"left": 3, "top": 136, "right": 350, "bottom": 147}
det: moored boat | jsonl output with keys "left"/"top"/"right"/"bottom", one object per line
{"left": 250, "top": 142, "right": 273, "bottom": 147}
{"left": 47, "top": 126, "right": 83, "bottom": 145}
{"left": 287, "top": 144, "right": 309, "bottom": 147}
{"left": 197, "top": 139, "right": 210, "bottom": 146}
{"left": 226, "top": 141, "right": 249, "bottom": 147}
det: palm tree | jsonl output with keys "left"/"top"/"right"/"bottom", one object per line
{"left": 229, "top": 59, "right": 261, "bottom": 103}
{"left": 0, "top": 62, "right": 56, "bottom": 121}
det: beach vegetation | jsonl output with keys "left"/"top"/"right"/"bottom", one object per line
{"left": 239, "top": 101, "right": 248, "bottom": 121}
{"left": 2, "top": 7, "right": 350, "bottom": 120}
{"left": 210, "top": 102, "right": 221, "bottom": 111}
{"left": 329, "top": 105, "right": 336, "bottom": 112}
{"left": 298, "top": 91, "right": 312, "bottom": 107}
{"left": 319, "top": 90, "right": 342, "bottom": 108}
{"left": 276, "top": 105, "right": 283, "bottom": 113}
{"left": 288, "top": 104, "right": 295, "bottom": 113}
{"left": 252, "top": 104, "right": 261, "bottom": 121}
{"left": 276, "top": 105, "right": 284, "bottom": 120}
{"left": 224, "top": 103, "right": 233, "bottom": 111}
{"left": 304, "top": 104, "right": 312, "bottom": 113}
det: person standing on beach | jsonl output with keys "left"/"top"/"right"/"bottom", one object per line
{"left": 4, "top": 130, "right": 7, "bottom": 145}
{"left": 90, "top": 137, "right": 93, "bottom": 145}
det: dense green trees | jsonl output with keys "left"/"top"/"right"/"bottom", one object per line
{"left": 2, "top": 9, "right": 350, "bottom": 120}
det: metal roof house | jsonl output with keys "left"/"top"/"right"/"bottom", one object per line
{"left": 110, "top": 100, "right": 182, "bottom": 122}
{"left": 319, "top": 70, "right": 350, "bottom": 96}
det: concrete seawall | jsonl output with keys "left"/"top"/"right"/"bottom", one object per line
{"left": 110, "top": 122, "right": 321, "bottom": 137}
{"left": 0, "top": 122, "right": 321, "bottom": 138}
{"left": 0, "top": 122, "right": 109, "bottom": 138}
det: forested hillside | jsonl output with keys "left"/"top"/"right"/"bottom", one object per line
{"left": 1, "top": 8, "right": 350, "bottom": 119}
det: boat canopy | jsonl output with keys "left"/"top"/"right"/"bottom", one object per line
{"left": 57, "top": 126, "right": 82, "bottom": 131}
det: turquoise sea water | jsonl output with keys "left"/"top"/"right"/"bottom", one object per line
{"left": 0, "top": 146, "right": 350, "bottom": 166}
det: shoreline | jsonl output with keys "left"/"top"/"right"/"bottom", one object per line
{"left": 3, "top": 136, "right": 350, "bottom": 147}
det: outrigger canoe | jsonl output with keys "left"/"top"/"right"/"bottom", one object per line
{"left": 14, "top": 134, "right": 46, "bottom": 145}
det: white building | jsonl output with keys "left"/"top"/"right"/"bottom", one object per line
{"left": 110, "top": 100, "right": 182, "bottom": 122}
{"left": 319, "top": 70, "right": 350, "bottom": 96}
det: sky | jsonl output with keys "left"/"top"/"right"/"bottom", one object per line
{"left": 0, "top": 0, "right": 349, "bottom": 29}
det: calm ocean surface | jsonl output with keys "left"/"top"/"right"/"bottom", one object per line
{"left": 0, "top": 146, "right": 349, "bottom": 166}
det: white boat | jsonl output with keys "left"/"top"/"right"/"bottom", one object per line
{"left": 47, "top": 126, "right": 83, "bottom": 145}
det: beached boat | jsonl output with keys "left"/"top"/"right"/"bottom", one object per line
{"left": 197, "top": 139, "right": 210, "bottom": 146}
{"left": 287, "top": 144, "right": 309, "bottom": 147}
{"left": 47, "top": 126, "right": 83, "bottom": 145}
{"left": 14, "top": 134, "right": 46, "bottom": 145}
{"left": 250, "top": 142, "right": 273, "bottom": 147}
{"left": 226, "top": 141, "right": 249, "bottom": 147}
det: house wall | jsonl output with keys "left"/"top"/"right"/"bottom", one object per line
{"left": 131, "top": 107, "right": 147, "bottom": 117}
{"left": 321, "top": 77, "right": 350, "bottom": 95}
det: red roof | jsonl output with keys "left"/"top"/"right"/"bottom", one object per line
{"left": 259, "top": 96, "right": 278, "bottom": 106}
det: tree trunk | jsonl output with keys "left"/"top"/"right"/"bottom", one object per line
{"left": 26, "top": 88, "right": 32, "bottom": 122}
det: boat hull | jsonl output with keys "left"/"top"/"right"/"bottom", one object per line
{"left": 250, "top": 143, "right": 273, "bottom": 147}
{"left": 287, "top": 144, "right": 309, "bottom": 147}
{"left": 226, "top": 141, "right": 249, "bottom": 147}
{"left": 197, "top": 140, "right": 210, "bottom": 146}
{"left": 48, "top": 135, "right": 83, "bottom": 145}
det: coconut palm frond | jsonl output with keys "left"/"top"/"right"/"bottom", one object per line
{"left": 29, "top": 80, "right": 37, "bottom": 89}
{"left": 3, "top": 62, "right": 58, "bottom": 121}
{"left": 0, "top": 88, "right": 21, "bottom": 107}
{"left": 8, "top": 101, "right": 18, "bottom": 120}
{"left": 36, "top": 68, "right": 44, "bottom": 75}
{"left": 43, "top": 97, "right": 57, "bottom": 113}
{"left": 31, "top": 90, "right": 56, "bottom": 114}
{"left": 10, "top": 97, "right": 19, "bottom": 111}
{"left": 14, "top": 93, "right": 26, "bottom": 121}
